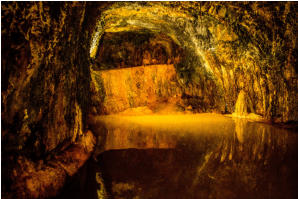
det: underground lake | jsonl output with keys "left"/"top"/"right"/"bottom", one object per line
{"left": 56, "top": 114, "right": 298, "bottom": 199}
{"left": 2, "top": 2, "right": 298, "bottom": 199}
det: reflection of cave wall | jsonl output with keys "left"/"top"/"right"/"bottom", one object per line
{"left": 1, "top": 1, "right": 298, "bottom": 199}
{"left": 89, "top": 115, "right": 298, "bottom": 199}
{"left": 191, "top": 120, "right": 298, "bottom": 199}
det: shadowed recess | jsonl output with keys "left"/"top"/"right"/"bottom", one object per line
{"left": 1, "top": 2, "right": 297, "bottom": 199}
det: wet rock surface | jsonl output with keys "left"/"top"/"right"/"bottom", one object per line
{"left": 90, "top": 64, "right": 217, "bottom": 115}
{"left": 89, "top": 2, "right": 297, "bottom": 122}
{"left": 1, "top": 2, "right": 297, "bottom": 198}
{"left": 93, "top": 32, "right": 183, "bottom": 69}
{"left": 2, "top": 131, "right": 96, "bottom": 199}
{"left": 1, "top": 2, "right": 95, "bottom": 198}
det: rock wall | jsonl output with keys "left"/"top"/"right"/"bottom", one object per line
{"left": 93, "top": 32, "right": 183, "bottom": 70}
{"left": 89, "top": 2, "right": 297, "bottom": 122}
{"left": 90, "top": 64, "right": 222, "bottom": 115}
{"left": 2, "top": 1, "right": 91, "bottom": 157}
{"left": 1, "top": 1, "right": 297, "bottom": 198}
{"left": 91, "top": 64, "right": 181, "bottom": 114}
{"left": 1, "top": 2, "right": 95, "bottom": 198}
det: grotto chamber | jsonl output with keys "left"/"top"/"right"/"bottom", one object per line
{"left": 1, "top": 2, "right": 298, "bottom": 199}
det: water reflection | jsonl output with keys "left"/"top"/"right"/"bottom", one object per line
{"left": 59, "top": 114, "right": 298, "bottom": 199}
{"left": 91, "top": 114, "right": 235, "bottom": 152}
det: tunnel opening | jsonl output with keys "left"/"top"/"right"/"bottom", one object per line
{"left": 88, "top": 7, "right": 227, "bottom": 118}
{"left": 78, "top": 2, "right": 298, "bottom": 199}
{"left": 1, "top": 2, "right": 298, "bottom": 199}
{"left": 89, "top": 29, "right": 193, "bottom": 116}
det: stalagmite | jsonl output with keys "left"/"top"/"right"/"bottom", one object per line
{"left": 1, "top": 2, "right": 297, "bottom": 199}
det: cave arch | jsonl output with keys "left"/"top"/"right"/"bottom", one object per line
{"left": 88, "top": 2, "right": 297, "bottom": 121}
{"left": 1, "top": 2, "right": 297, "bottom": 198}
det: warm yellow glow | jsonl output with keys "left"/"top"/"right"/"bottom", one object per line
{"left": 90, "top": 20, "right": 104, "bottom": 58}
{"left": 103, "top": 4, "right": 191, "bottom": 22}
{"left": 95, "top": 113, "right": 234, "bottom": 135}
{"left": 90, "top": 31, "right": 102, "bottom": 58}
{"left": 231, "top": 90, "right": 264, "bottom": 121}
{"left": 91, "top": 113, "right": 235, "bottom": 151}
{"left": 95, "top": 64, "right": 182, "bottom": 114}
{"left": 105, "top": 25, "right": 144, "bottom": 33}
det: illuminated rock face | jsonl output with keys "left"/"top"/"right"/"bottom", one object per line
{"left": 90, "top": 64, "right": 225, "bottom": 115}
{"left": 89, "top": 2, "right": 297, "bottom": 122}
{"left": 93, "top": 64, "right": 182, "bottom": 114}
{"left": 1, "top": 1, "right": 297, "bottom": 198}
{"left": 234, "top": 90, "right": 248, "bottom": 116}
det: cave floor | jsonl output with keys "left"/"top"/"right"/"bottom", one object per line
{"left": 57, "top": 113, "right": 298, "bottom": 199}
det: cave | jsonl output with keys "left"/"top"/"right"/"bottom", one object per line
{"left": 1, "top": 2, "right": 298, "bottom": 199}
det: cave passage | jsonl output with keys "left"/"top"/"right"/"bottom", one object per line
{"left": 1, "top": 2, "right": 297, "bottom": 199}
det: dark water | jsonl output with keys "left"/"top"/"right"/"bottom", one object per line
{"left": 57, "top": 114, "right": 298, "bottom": 199}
